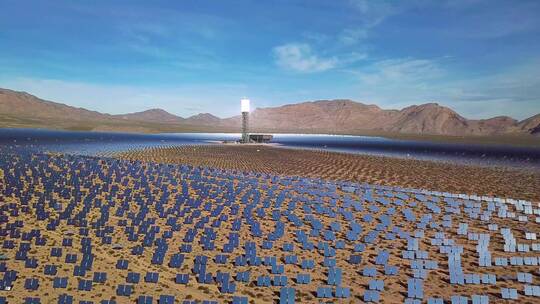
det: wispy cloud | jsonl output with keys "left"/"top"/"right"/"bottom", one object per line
{"left": 273, "top": 43, "right": 338, "bottom": 73}
{"left": 118, "top": 23, "right": 171, "bottom": 43}
{"left": 350, "top": 57, "right": 540, "bottom": 120}
{"left": 273, "top": 1, "right": 396, "bottom": 72}
{"left": 273, "top": 43, "right": 367, "bottom": 73}
{"left": 345, "top": 0, "right": 540, "bottom": 43}
{"left": 434, "top": 60, "right": 540, "bottom": 119}
{"left": 343, "top": 57, "right": 446, "bottom": 111}
{"left": 349, "top": 0, "right": 399, "bottom": 27}
{"left": 339, "top": 28, "right": 368, "bottom": 46}
{"left": 339, "top": 0, "right": 403, "bottom": 46}
{"left": 356, "top": 58, "right": 444, "bottom": 85}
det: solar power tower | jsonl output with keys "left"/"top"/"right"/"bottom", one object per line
{"left": 241, "top": 98, "right": 250, "bottom": 143}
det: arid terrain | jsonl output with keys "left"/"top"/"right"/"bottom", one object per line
{"left": 1, "top": 146, "right": 539, "bottom": 303}
{"left": 116, "top": 144, "right": 540, "bottom": 201}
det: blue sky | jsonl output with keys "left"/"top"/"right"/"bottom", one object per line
{"left": 1, "top": 0, "right": 539, "bottom": 119}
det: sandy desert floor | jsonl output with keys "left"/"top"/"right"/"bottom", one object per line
{"left": 116, "top": 144, "right": 540, "bottom": 201}
{"left": 1, "top": 146, "right": 539, "bottom": 303}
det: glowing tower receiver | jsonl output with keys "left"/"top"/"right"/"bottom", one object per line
{"left": 241, "top": 98, "right": 250, "bottom": 112}
{"left": 241, "top": 98, "right": 250, "bottom": 143}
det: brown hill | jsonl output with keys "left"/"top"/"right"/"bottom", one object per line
{"left": 222, "top": 100, "right": 398, "bottom": 132}
{"left": 515, "top": 114, "right": 540, "bottom": 136}
{"left": 384, "top": 103, "right": 470, "bottom": 135}
{"left": 115, "top": 109, "right": 185, "bottom": 123}
{"left": 0, "top": 88, "right": 538, "bottom": 137}
{"left": 469, "top": 116, "right": 519, "bottom": 135}
{"left": 185, "top": 113, "right": 221, "bottom": 125}
{"left": 0, "top": 88, "right": 110, "bottom": 120}
{"left": 0, "top": 88, "right": 227, "bottom": 133}
{"left": 222, "top": 100, "right": 538, "bottom": 136}
{"left": 384, "top": 103, "right": 519, "bottom": 136}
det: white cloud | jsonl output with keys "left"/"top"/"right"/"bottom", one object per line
{"left": 273, "top": 43, "right": 338, "bottom": 73}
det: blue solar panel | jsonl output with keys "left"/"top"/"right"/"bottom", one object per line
{"left": 273, "top": 275, "right": 288, "bottom": 286}
{"left": 327, "top": 267, "right": 342, "bottom": 285}
{"left": 471, "top": 295, "right": 489, "bottom": 304}
{"left": 296, "top": 273, "right": 311, "bottom": 284}
{"left": 53, "top": 277, "right": 68, "bottom": 289}
{"left": 349, "top": 254, "right": 362, "bottom": 264}
{"left": 44, "top": 265, "right": 57, "bottom": 275}
{"left": 257, "top": 276, "right": 271, "bottom": 287}
{"left": 451, "top": 295, "right": 469, "bottom": 304}
{"left": 65, "top": 254, "right": 77, "bottom": 264}
{"left": 115, "top": 259, "right": 128, "bottom": 270}
{"left": 92, "top": 272, "right": 107, "bottom": 283}
{"left": 57, "top": 294, "right": 73, "bottom": 304}
{"left": 407, "top": 278, "right": 423, "bottom": 299}
{"left": 364, "top": 290, "right": 380, "bottom": 302}
{"left": 116, "top": 284, "right": 133, "bottom": 297}
{"left": 232, "top": 296, "right": 248, "bottom": 304}
{"left": 24, "top": 278, "right": 39, "bottom": 290}
{"left": 363, "top": 267, "right": 377, "bottom": 277}
{"left": 137, "top": 295, "right": 153, "bottom": 304}
{"left": 279, "top": 287, "right": 295, "bottom": 304}
{"left": 124, "top": 272, "right": 139, "bottom": 284}
{"left": 375, "top": 250, "right": 389, "bottom": 265}
{"left": 24, "top": 297, "right": 41, "bottom": 304}
{"left": 369, "top": 279, "right": 384, "bottom": 291}
{"left": 384, "top": 265, "right": 399, "bottom": 275}
{"left": 501, "top": 288, "right": 518, "bottom": 300}
{"left": 335, "top": 286, "right": 350, "bottom": 298}
{"left": 524, "top": 285, "right": 540, "bottom": 297}
{"left": 517, "top": 272, "right": 533, "bottom": 283}
{"left": 316, "top": 286, "right": 332, "bottom": 298}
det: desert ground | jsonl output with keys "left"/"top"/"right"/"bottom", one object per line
{"left": 0, "top": 145, "right": 539, "bottom": 303}
{"left": 116, "top": 144, "right": 540, "bottom": 202}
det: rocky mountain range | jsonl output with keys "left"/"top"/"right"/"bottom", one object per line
{"left": 0, "top": 87, "right": 538, "bottom": 137}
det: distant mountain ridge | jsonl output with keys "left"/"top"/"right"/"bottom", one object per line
{"left": 115, "top": 108, "right": 185, "bottom": 123}
{"left": 0, "top": 88, "right": 110, "bottom": 120}
{"left": 185, "top": 113, "right": 221, "bottom": 125}
{"left": 0, "top": 87, "right": 538, "bottom": 137}
{"left": 221, "top": 100, "right": 539, "bottom": 136}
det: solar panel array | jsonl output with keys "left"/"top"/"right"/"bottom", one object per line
{"left": 0, "top": 150, "right": 539, "bottom": 303}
